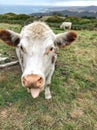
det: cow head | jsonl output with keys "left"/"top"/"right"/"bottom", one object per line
{"left": 0, "top": 22, "right": 77, "bottom": 99}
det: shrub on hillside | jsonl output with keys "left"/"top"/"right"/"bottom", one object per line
{"left": 13, "top": 14, "right": 30, "bottom": 20}
{"left": 0, "top": 13, "right": 30, "bottom": 20}
{"left": 45, "top": 16, "right": 65, "bottom": 23}
{"left": 0, "top": 13, "right": 32, "bottom": 25}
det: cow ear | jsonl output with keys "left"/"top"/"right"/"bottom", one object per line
{"left": 54, "top": 32, "right": 77, "bottom": 48}
{"left": 0, "top": 29, "right": 21, "bottom": 47}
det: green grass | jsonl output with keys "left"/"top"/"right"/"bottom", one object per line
{"left": 0, "top": 23, "right": 97, "bottom": 130}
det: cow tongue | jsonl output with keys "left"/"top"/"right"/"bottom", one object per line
{"left": 30, "top": 88, "right": 40, "bottom": 98}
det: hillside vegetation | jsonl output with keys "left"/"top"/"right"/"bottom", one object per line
{"left": 0, "top": 13, "right": 97, "bottom": 30}
{"left": 0, "top": 23, "right": 97, "bottom": 130}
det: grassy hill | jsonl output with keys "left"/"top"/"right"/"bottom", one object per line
{"left": 0, "top": 23, "right": 97, "bottom": 130}
{"left": 0, "top": 13, "right": 97, "bottom": 30}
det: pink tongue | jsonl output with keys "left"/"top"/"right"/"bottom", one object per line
{"left": 30, "top": 88, "right": 40, "bottom": 98}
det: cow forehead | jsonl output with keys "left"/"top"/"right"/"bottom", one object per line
{"left": 21, "top": 21, "right": 55, "bottom": 40}
{"left": 19, "top": 22, "right": 56, "bottom": 54}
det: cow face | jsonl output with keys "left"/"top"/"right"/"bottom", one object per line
{"left": 0, "top": 22, "right": 77, "bottom": 99}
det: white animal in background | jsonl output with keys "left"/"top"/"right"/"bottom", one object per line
{"left": 60, "top": 22, "right": 72, "bottom": 30}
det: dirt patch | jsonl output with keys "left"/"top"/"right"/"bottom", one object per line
{"left": 0, "top": 64, "right": 21, "bottom": 75}
{"left": 70, "top": 107, "right": 84, "bottom": 119}
{"left": 1, "top": 109, "right": 8, "bottom": 119}
{"left": 0, "top": 74, "right": 7, "bottom": 81}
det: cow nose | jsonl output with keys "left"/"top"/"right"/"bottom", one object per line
{"left": 22, "top": 74, "right": 43, "bottom": 88}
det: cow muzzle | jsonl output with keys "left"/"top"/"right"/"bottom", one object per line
{"left": 22, "top": 74, "right": 44, "bottom": 98}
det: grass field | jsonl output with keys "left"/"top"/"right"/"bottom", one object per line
{"left": 0, "top": 23, "right": 97, "bottom": 130}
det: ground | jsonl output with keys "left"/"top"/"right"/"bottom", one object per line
{"left": 0, "top": 23, "right": 97, "bottom": 130}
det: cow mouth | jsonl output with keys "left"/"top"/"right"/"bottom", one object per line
{"left": 30, "top": 88, "right": 40, "bottom": 98}
{"left": 28, "top": 85, "right": 41, "bottom": 98}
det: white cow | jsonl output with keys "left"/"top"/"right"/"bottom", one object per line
{"left": 0, "top": 21, "right": 77, "bottom": 99}
{"left": 60, "top": 22, "right": 72, "bottom": 30}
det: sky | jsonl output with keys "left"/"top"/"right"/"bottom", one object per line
{"left": 0, "top": 0, "right": 97, "bottom": 6}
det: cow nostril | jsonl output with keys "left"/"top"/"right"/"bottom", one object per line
{"left": 38, "top": 77, "right": 42, "bottom": 82}
{"left": 39, "top": 77, "right": 42, "bottom": 82}
{"left": 37, "top": 77, "right": 43, "bottom": 86}
{"left": 22, "top": 76, "right": 30, "bottom": 87}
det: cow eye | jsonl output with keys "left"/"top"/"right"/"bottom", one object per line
{"left": 44, "top": 46, "right": 55, "bottom": 55}
{"left": 50, "top": 47, "right": 54, "bottom": 51}
{"left": 20, "top": 46, "right": 23, "bottom": 50}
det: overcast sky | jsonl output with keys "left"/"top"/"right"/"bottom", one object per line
{"left": 0, "top": 0, "right": 97, "bottom": 6}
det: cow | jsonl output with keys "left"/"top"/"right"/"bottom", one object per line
{"left": 60, "top": 22, "right": 72, "bottom": 30}
{"left": 0, "top": 21, "right": 77, "bottom": 99}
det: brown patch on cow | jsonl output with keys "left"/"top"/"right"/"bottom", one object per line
{"left": 52, "top": 55, "right": 55, "bottom": 64}
{"left": 0, "top": 30, "right": 11, "bottom": 45}
{"left": 0, "top": 30, "right": 19, "bottom": 47}
{"left": 66, "top": 32, "right": 77, "bottom": 44}
{"left": 54, "top": 32, "right": 77, "bottom": 48}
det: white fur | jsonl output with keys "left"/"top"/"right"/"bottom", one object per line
{"left": 60, "top": 22, "right": 72, "bottom": 30}
{"left": 15, "top": 22, "right": 56, "bottom": 99}
{"left": 45, "top": 87, "right": 52, "bottom": 99}
{"left": 4, "top": 21, "right": 75, "bottom": 99}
